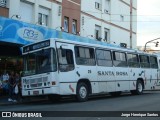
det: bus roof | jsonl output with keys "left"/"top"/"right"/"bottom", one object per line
{"left": 53, "top": 38, "right": 154, "bottom": 55}
{"left": 22, "top": 37, "right": 157, "bottom": 56}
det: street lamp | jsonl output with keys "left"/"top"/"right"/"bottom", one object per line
{"left": 77, "top": 32, "right": 80, "bottom": 35}
{"left": 11, "top": 15, "right": 21, "bottom": 19}
{"left": 86, "top": 35, "right": 94, "bottom": 38}
{"left": 55, "top": 26, "right": 64, "bottom": 31}
{"left": 144, "top": 37, "right": 160, "bottom": 52}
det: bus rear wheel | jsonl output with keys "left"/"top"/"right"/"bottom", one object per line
{"left": 76, "top": 82, "right": 89, "bottom": 102}
{"left": 131, "top": 80, "right": 143, "bottom": 95}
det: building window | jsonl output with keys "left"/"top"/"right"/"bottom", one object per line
{"left": 104, "top": 0, "right": 110, "bottom": 14}
{"left": 19, "top": 1, "right": 33, "bottom": 23}
{"left": 0, "top": 0, "right": 7, "bottom": 7}
{"left": 95, "top": 2, "right": 101, "bottom": 10}
{"left": 82, "top": 16, "right": 84, "bottom": 26}
{"left": 72, "top": 19, "right": 77, "bottom": 34}
{"left": 38, "top": 13, "right": 48, "bottom": 26}
{"left": 95, "top": 25, "right": 101, "bottom": 41}
{"left": 64, "top": 16, "right": 69, "bottom": 32}
{"left": 38, "top": 7, "right": 49, "bottom": 26}
{"left": 104, "top": 28, "right": 110, "bottom": 42}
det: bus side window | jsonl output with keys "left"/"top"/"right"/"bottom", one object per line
{"left": 150, "top": 56, "right": 158, "bottom": 69}
{"left": 140, "top": 55, "right": 150, "bottom": 68}
{"left": 127, "top": 53, "right": 140, "bottom": 68}
{"left": 113, "top": 51, "right": 127, "bottom": 67}
{"left": 58, "top": 49, "right": 74, "bottom": 72}
{"left": 75, "top": 46, "right": 95, "bottom": 65}
{"left": 96, "top": 49, "right": 112, "bottom": 67}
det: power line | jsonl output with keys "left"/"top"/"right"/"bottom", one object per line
{"left": 63, "top": 6, "right": 160, "bottom": 17}
{"left": 62, "top": 7, "right": 160, "bottom": 23}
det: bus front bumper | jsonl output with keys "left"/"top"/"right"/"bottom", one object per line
{"left": 22, "top": 87, "right": 59, "bottom": 96}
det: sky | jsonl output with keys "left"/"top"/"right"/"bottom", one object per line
{"left": 137, "top": 0, "right": 160, "bottom": 46}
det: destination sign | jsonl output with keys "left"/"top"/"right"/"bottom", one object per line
{"left": 23, "top": 40, "right": 50, "bottom": 53}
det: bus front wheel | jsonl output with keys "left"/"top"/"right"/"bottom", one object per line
{"left": 76, "top": 82, "right": 89, "bottom": 102}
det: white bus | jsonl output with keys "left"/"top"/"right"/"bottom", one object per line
{"left": 21, "top": 38, "right": 160, "bottom": 102}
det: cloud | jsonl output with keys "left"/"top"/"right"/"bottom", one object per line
{"left": 138, "top": 0, "right": 160, "bottom": 15}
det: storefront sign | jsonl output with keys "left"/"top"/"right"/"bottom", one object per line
{"left": 0, "top": 16, "right": 53, "bottom": 45}
{"left": 17, "top": 27, "right": 43, "bottom": 41}
{"left": 0, "top": 16, "right": 118, "bottom": 48}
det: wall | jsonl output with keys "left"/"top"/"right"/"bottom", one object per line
{"left": 81, "top": 0, "right": 137, "bottom": 49}
{"left": 8, "top": 0, "right": 62, "bottom": 29}
{"left": 62, "top": 0, "right": 81, "bottom": 34}
{"left": 0, "top": 7, "right": 9, "bottom": 17}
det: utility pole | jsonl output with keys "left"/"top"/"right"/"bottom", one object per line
{"left": 130, "top": 0, "right": 133, "bottom": 49}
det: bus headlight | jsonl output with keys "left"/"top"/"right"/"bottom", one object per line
{"left": 52, "top": 81, "right": 56, "bottom": 85}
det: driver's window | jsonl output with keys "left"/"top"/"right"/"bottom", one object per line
{"left": 58, "top": 49, "right": 74, "bottom": 72}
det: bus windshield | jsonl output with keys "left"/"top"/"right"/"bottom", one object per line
{"left": 23, "top": 48, "right": 57, "bottom": 76}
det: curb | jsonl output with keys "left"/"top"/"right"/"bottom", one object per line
{"left": 0, "top": 97, "right": 47, "bottom": 106}
{"left": 145, "top": 89, "right": 160, "bottom": 91}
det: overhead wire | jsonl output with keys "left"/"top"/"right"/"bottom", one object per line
{"left": 62, "top": 7, "right": 160, "bottom": 23}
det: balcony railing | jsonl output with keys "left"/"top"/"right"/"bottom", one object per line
{"left": 0, "top": 0, "right": 7, "bottom": 7}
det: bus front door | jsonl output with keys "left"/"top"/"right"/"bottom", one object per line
{"left": 56, "top": 42, "right": 76, "bottom": 95}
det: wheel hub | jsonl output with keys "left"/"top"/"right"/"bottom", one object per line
{"left": 138, "top": 83, "right": 143, "bottom": 92}
{"left": 79, "top": 86, "right": 87, "bottom": 98}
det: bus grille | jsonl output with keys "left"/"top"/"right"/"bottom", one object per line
{"left": 31, "top": 83, "right": 43, "bottom": 88}
{"left": 29, "top": 77, "right": 48, "bottom": 88}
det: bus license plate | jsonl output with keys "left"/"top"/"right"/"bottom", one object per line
{"left": 33, "top": 91, "right": 39, "bottom": 95}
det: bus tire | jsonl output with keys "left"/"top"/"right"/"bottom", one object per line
{"left": 110, "top": 91, "right": 121, "bottom": 97}
{"left": 131, "top": 80, "right": 143, "bottom": 95}
{"left": 76, "top": 82, "right": 89, "bottom": 102}
{"left": 48, "top": 95, "right": 61, "bottom": 102}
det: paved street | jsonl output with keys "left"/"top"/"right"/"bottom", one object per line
{"left": 1, "top": 91, "right": 160, "bottom": 120}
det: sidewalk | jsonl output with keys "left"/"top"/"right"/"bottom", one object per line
{"left": 0, "top": 95, "right": 28, "bottom": 106}
{"left": 0, "top": 95, "right": 47, "bottom": 106}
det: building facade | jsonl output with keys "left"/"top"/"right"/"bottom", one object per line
{"left": 0, "top": 0, "right": 137, "bottom": 48}
{"left": 0, "top": 0, "right": 62, "bottom": 73}
{"left": 0, "top": 0, "right": 137, "bottom": 73}
{"left": 0, "top": 0, "right": 62, "bottom": 28}
{"left": 81, "top": 0, "right": 137, "bottom": 49}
